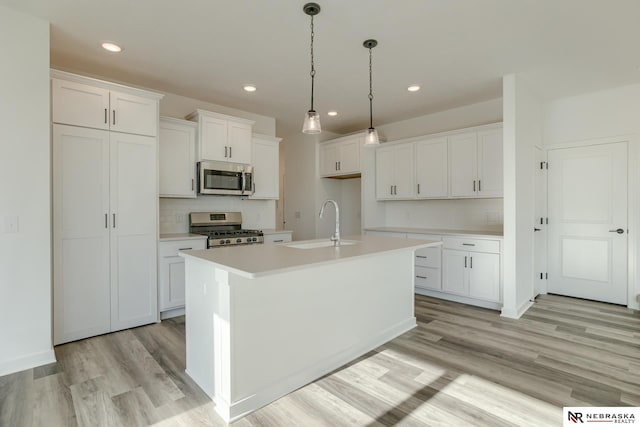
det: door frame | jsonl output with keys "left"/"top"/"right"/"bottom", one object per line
{"left": 542, "top": 134, "right": 639, "bottom": 309}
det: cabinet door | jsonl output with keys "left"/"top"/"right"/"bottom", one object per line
{"left": 375, "top": 147, "right": 395, "bottom": 199}
{"left": 250, "top": 136, "right": 279, "bottom": 199}
{"left": 415, "top": 137, "right": 448, "bottom": 198}
{"left": 159, "top": 256, "right": 186, "bottom": 311}
{"left": 110, "top": 91, "right": 158, "bottom": 137}
{"left": 53, "top": 125, "right": 111, "bottom": 345}
{"left": 442, "top": 249, "right": 468, "bottom": 296}
{"left": 338, "top": 137, "right": 361, "bottom": 174}
{"left": 159, "top": 119, "right": 196, "bottom": 198}
{"left": 468, "top": 252, "right": 501, "bottom": 302}
{"left": 393, "top": 143, "right": 415, "bottom": 198}
{"left": 320, "top": 143, "right": 340, "bottom": 177}
{"left": 110, "top": 133, "right": 158, "bottom": 331}
{"left": 477, "top": 129, "right": 503, "bottom": 197}
{"left": 200, "top": 115, "right": 228, "bottom": 161}
{"left": 449, "top": 133, "right": 478, "bottom": 197}
{"left": 52, "top": 79, "right": 110, "bottom": 130}
{"left": 228, "top": 121, "right": 252, "bottom": 164}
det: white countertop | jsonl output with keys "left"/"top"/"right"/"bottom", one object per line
{"left": 365, "top": 226, "right": 503, "bottom": 238}
{"left": 180, "top": 234, "right": 440, "bottom": 279}
{"left": 261, "top": 229, "right": 293, "bottom": 235}
{"left": 159, "top": 233, "right": 208, "bottom": 242}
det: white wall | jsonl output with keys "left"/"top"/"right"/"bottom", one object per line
{"left": 542, "top": 83, "right": 640, "bottom": 309}
{"left": 282, "top": 131, "right": 341, "bottom": 241}
{"left": 0, "top": 6, "right": 55, "bottom": 375}
{"left": 501, "top": 74, "right": 541, "bottom": 318}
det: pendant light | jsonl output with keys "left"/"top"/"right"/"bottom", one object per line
{"left": 302, "top": 3, "right": 321, "bottom": 134}
{"left": 363, "top": 39, "right": 380, "bottom": 146}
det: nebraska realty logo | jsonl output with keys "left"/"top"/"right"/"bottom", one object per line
{"left": 564, "top": 407, "right": 639, "bottom": 426}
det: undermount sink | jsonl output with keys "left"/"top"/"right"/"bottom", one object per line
{"left": 285, "top": 240, "right": 359, "bottom": 249}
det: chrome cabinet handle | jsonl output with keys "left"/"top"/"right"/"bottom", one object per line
{"left": 464, "top": 256, "right": 467, "bottom": 268}
{"left": 112, "top": 110, "right": 116, "bottom": 125}
{"left": 609, "top": 228, "right": 625, "bottom": 234}
{"left": 478, "top": 180, "right": 481, "bottom": 192}
{"left": 470, "top": 256, "right": 473, "bottom": 268}
{"left": 112, "top": 213, "right": 116, "bottom": 228}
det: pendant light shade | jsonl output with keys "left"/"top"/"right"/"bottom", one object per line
{"left": 363, "top": 39, "right": 380, "bottom": 146}
{"left": 302, "top": 3, "right": 321, "bottom": 134}
{"left": 365, "top": 127, "right": 379, "bottom": 145}
{"left": 302, "top": 110, "right": 321, "bottom": 134}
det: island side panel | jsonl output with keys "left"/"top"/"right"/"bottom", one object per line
{"left": 227, "top": 249, "right": 415, "bottom": 419}
{"left": 184, "top": 257, "right": 233, "bottom": 413}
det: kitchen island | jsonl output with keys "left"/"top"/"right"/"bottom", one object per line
{"left": 180, "top": 234, "right": 440, "bottom": 423}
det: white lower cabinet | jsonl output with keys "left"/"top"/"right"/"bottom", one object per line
{"left": 53, "top": 124, "right": 158, "bottom": 345}
{"left": 442, "top": 237, "right": 501, "bottom": 303}
{"left": 159, "top": 239, "right": 207, "bottom": 312}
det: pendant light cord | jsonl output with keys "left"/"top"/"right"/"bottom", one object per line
{"left": 368, "top": 47, "right": 374, "bottom": 129}
{"left": 310, "top": 14, "right": 316, "bottom": 111}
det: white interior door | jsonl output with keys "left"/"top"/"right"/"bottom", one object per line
{"left": 547, "top": 142, "right": 628, "bottom": 305}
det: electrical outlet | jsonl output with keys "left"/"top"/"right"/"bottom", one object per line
{"left": 295, "top": 211, "right": 301, "bottom": 219}
{"left": 176, "top": 214, "right": 185, "bottom": 223}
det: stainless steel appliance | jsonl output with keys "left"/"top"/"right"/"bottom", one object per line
{"left": 189, "top": 212, "right": 264, "bottom": 248}
{"left": 198, "top": 160, "right": 253, "bottom": 196}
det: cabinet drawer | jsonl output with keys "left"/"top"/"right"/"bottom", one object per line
{"left": 415, "top": 267, "right": 441, "bottom": 291}
{"left": 414, "top": 246, "right": 441, "bottom": 268}
{"left": 159, "top": 239, "right": 206, "bottom": 257}
{"left": 264, "top": 233, "right": 292, "bottom": 244}
{"left": 442, "top": 237, "right": 500, "bottom": 253}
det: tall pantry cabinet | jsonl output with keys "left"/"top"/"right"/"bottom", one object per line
{"left": 51, "top": 70, "right": 163, "bottom": 345}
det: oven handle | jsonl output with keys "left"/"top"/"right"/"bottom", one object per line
{"left": 241, "top": 171, "right": 246, "bottom": 195}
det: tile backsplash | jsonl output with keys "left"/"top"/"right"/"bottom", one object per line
{"left": 159, "top": 197, "right": 276, "bottom": 233}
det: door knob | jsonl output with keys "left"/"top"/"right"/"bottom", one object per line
{"left": 608, "top": 228, "right": 625, "bottom": 234}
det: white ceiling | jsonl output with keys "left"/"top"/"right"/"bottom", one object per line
{"left": 3, "top": 0, "right": 640, "bottom": 137}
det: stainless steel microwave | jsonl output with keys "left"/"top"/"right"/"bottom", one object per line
{"left": 198, "top": 161, "right": 254, "bottom": 196}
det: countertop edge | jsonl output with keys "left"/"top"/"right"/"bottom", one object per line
{"left": 365, "top": 227, "right": 503, "bottom": 238}
{"left": 159, "top": 233, "right": 208, "bottom": 242}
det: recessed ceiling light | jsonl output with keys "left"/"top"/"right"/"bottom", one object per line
{"left": 327, "top": 111, "right": 338, "bottom": 116}
{"left": 101, "top": 42, "right": 123, "bottom": 53}
{"left": 243, "top": 85, "right": 257, "bottom": 92}
{"left": 407, "top": 85, "right": 421, "bottom": 92}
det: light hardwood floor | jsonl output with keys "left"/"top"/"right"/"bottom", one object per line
{"left": 1, "top": 294, "right": 638, "bottom": 426}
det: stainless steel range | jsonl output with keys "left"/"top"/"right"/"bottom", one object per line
{"left": 189, "top": 212, "right": 264, "bottom": 248}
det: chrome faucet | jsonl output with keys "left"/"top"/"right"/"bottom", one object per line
{"left": 319, "top": 199, "right": 341, "bottom": 247}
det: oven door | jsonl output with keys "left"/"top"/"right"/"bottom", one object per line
{"left": 199, "top": 161, "right": 250, "bottom": 195}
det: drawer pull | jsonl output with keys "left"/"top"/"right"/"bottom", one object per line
{"left": 178, "top": 247, "right": 193, "bottom": 251}
{"left": 462, "top": 243, "right": 476, "bottom": 246}
{"left": 416, "top": 255, "right": 427, "bottom": 259}
{"left": 416, "top": 275, "right": 428, "bottom": 279}
{"left": 273, "top": 240, "right": 284, "bottom": 243}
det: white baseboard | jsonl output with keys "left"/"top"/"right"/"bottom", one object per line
{"left": 0, "top": 349, "right": 56, "bottom": 377}
{"left": 415, "top": 288, "right": 502, "bottom": 311}
{"left": 202, "top": 317, "right": 417, "bottom": 423}
{"left": 160, "top": 307, "right": 185, "bottom": 320}
{"left": 501, "top": 299, "right": 534, "bottom": 319}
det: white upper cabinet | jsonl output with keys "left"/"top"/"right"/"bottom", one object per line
{"left": 319, "top": 134, "right": 362, "bottom": 177}
{"left": 477, "top": 129, "right": 503, "bottom": 197}
{"left": 449, "top": 132, "right": 478, "bottom": 197}
{"left": 249, "top": 134, "right": 281, "bottom": 200}
{"left": 376, "top": 143, "right": 415, "bottom": 199}
{"left": 415, "top": 137, "right": 448, "bottom": 198}
{"left": 51, "top": 71, "right": 161, "bottom": 137}
{"left": 187, "top": 109, "right": 255, "bottom": 164}
{"left": 159, "top": 117, "right": 197, "bottom": 198}
{"left": 450, "top": 129, "right": 503, "bottom": 198}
